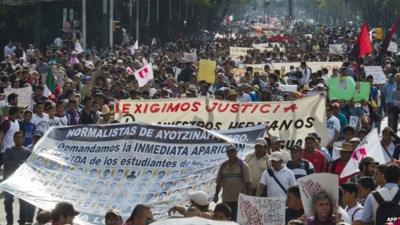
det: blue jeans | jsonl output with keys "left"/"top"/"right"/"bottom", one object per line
{"left": 4, "top": 192, "right": 35, "bottom": 225}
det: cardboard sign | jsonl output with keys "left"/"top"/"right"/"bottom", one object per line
{"left": 388, "top": 41, "right": 398, "bottom": 53}
{"left": 364, "top": 66, "right": 386, "bottom": 84}
{"left": 237, "top": 194, "right": 285, "bottom": 225}
{"left": 298, "top": 173, "right": 339, "bottom": 217}
{"left": 198, "top": 60, "right": 217, "bottom": 84}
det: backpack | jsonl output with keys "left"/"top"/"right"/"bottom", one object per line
{"left": 372, "top": 189, "right": 400, "bottom": 225}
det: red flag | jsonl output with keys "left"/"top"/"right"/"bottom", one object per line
{"left": 357, "top": 23, "right": 372, "bottom": 57}
{"left": 382, "top": 18, "right": 399, "bottom": 51}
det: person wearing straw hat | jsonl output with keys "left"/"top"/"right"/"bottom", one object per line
{"left": 329, "top": 142, "right": 354, "bottom": 184}
{"left": 99, "top": 105, "right": 113, "bottom": 124}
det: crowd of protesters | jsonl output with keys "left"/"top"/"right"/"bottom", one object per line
{"left": 1, "top": 16, "right": 400, "bottom": 225}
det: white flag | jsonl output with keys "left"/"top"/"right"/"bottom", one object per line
{"left": 133, "top": 40, "right": 139, "bottom": 50}
{"left": 340, "top": 128, "right": 386, "bottom": 178}
{"left": 134, "top": 63, "right": 153, "bottom": 87}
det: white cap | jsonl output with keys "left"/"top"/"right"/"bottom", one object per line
{"left": 255, "top": 137, "right": 267, "bottom": 146}
{"left": 269, "top": 152, "right": 284, "bottom": 161}
{"left": 188, "top": 191, "right": 209, "bottom": 206}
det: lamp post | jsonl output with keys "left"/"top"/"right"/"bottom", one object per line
{"left": 264, "top": 0, "right": 270, "bottom": 24}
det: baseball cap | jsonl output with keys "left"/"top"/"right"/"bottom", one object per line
{"left": 52, "top": 202, "right": 79, "bottom": 219}
{"left": 269, "top": 152, "right": 284, "bottom": 161}
{"left": 305, "top": 134, "right": 316, "bottom": 141}
{"left": 105, "top": 210, "right": 122, "bottom": 220}
{"left": 270, "top": 136, "right": 282, "bottom": 143}
{"left": 349, "top": 137, "right": 361, "bottom": 143}
{"left": 360, "top": 157, "right": 379, "bottom": 166}
{"left": 255, "top": 137, "right": 267, "bottom": 146}
{"left": 188, "top": 191, "right": 209, "bottom": 206}
{"left": 226, "top": 144, "right": 238, "bottom": 152}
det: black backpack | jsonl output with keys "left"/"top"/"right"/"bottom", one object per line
{"left": 372, "top": 189, "right": 400, "bottom": 225}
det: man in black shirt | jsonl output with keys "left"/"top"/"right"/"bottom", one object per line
{"left": 80, "top": 96, "right": 97, "bottom": 124}
{"left": 285, "top": 186, "right": 304, "bottom": 224}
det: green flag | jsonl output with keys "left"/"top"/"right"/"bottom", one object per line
{"left": 46, "top": 68, "right": 56, "bottom": 93}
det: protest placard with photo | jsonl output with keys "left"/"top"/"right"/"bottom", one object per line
{"left": 0, "top": 123, "right": 265, "bottom": 225}
{"left": 298, "top": 173, "right": 339, "bottom": 217}
{"left": 237, "top": 194, "right": 285, "bottom": 225}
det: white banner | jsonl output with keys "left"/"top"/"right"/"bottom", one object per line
{"left": 115, "top": 96, "right": 327, "bottom": 149}
{"left": 298, "top": 173, "right": 339, "bottom": 217}
{"left": 4, "top": 85, "right": 33, "bottom": 108}
{"left": 238, "top": 61, "right": 343, "bottom": 75}
{"left": 364, "top": 66, "right": 386, "bottom": 84}
{"left": 237, "top": 194, "right": 285, "bottom": 225}
{"left": 0, "top": 123, "right": 265, "bottom": 225}
{"left": 230, "top": 47, "right": 252, "bottom": 59}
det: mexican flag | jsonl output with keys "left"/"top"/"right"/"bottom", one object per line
{"left": 43, "top": 68, "right": 56, "bottom": 97}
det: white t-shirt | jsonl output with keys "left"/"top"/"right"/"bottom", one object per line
{"left": 48, "top": 117, "right": 61, "bottom": 127}
{"left": 326, "top": 115, "right": 341, "bottom": 144}
{"left": 237, "top": 93, "right": 252, "bottom": 102}
{"left": 260, "top": 167, "right": 297, "bottom": 198}
{"left": 31, "top": 113, "right": 49, "bottom": 133}
{"left": 346, "top": 202, "right": 363, "bottom": 222}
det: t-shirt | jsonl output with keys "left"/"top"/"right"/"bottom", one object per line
{"left": 31, "top": 113, "right": 49, "bottom": 133}
{"left": 3, "top": 146, "right": 31, "bottom": 179}
{"left": 327, "top": 115, "right": 341, "bottom": 144}
{"left": 55, "top": 114, "right": 68, "bottom": 126}
{"left": 260, "top": 167, "right": 297, "bottom": 197}
{"left": 48, "top": 117, "right": 62, "bottom": 127}
{"left": 19, "top": 121, "right": 36, "bottom": 147}
{"left": 345, "top": 203, "right": 363, "bottom": 222}
{"left": 244, "top": 152, "right": 268, "bottom": 189}
{"left": 329, "top": 159, "right": 348, "bottom": 184}
{"left": 216, "top": 160, "right": 252, "bottom": 202}
{"left": 302, "top": 150, "right": 327, "bottom": 173}
{"left": 286, "top": 159, "right": 315, "bottom": 180}
{"left": 285, "top": 208, "right": 304, "bottom": 224}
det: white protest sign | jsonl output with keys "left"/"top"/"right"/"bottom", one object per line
{"left": 4, "top": 85, "right": 33, "bottom": 107}
{"left": 0, "top": 123, "right": 265, "bottom": 225}
{"left": 329, "top": 44, "right": 344, "bottom": 54}
{"left": 388, "top": 41, "right": 398, "bottom": 53}
{"left": 364, "top": 66, "right": 386, "bottom": 84}
{"left": 183, "top": 51, "right": 197, "bottom": 62}
{"left": 279, "top": 85, "right": 298, "bottom": 93}
{"left": 150, "top": 217, "right": 239, "bottom": 225}
{"left": 237, "top": 194, "right": 285, "bottom": 225}
{"left": 349, "top": 116, "right": 359, "bottom": 129}
{"left": 298, "top": 173, "right": 339, "bottom": 217}
{"left": 305, "top": 34, "right": 312, "bottom": 39}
